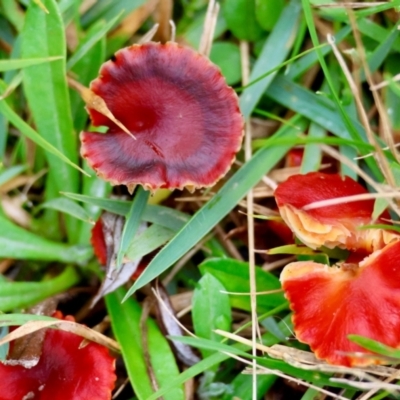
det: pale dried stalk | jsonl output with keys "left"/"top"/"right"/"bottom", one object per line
{"left": 240, "top": 39, "right": 259, "bottom": 400}
{"left": 327, "top": 34, "right": 395, "bottom": 186}
{"left": 303, "top": 191, "right": 400, "bottom": 211}
{"left": 198, "top": 0, "right": 219, "bottom": 57}
{"left": 320, "top": 144, "right": 400, "bottom": 218}
{"left": 346, "top": 6, "right": 400, "bottom": 166}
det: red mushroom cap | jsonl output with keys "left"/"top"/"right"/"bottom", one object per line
{"left": 0, "top": 313, "right": 116, "bottom": 400}
{"left": 281, "top": 240, "right": 400, "bottom": 366}
{"left": 91, "top": 217, "right": 108, "bottom": 266}
{"left": 80, "top": 42, "right": 243, "bottom": 191}
{"left": 274, "top": 172, "right": 398, "bottom": 251}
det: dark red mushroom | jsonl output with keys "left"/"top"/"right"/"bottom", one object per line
{"left": 281, "top": 240, "right": 400, "bottom": 366}
{"left": 0, "top": 312, "right": 116, "bottom": 400}
{"left": 81, "top": 41, "right": 243, "bottom": 191}
{"left": 274, "top": 172, "right": 398, "bottom": 252}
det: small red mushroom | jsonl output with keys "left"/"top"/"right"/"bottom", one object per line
{"left": 281, "top": 240, "right": 400, "bottom": 366}
{"left": 274, "top": 172, "right": 398, "bottom": 252}
{"left": 0, "top": 312, "right": 116, "bottom": 400}
{"left": 80, "top": 42, "right": 243, "bottom": 192}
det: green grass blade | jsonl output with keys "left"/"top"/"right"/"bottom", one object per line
{"left": 67, "top": 12, "right": 121, "bottom": 70}
{"left": 126, "top": 116, "right": 307, "bottom": 298}
{"left": 62, "top": 192, "right": 189, "bottom": 231}
{"left": 37, "top": 197, "right": 93, "bottom": 223}
{"left": 106, "top": 289, "right": 184, "bottom": 400}
{"left": 0, "top": 165, "right": 27, "bottom": 186}
{"left": 239, "top": 0, "right": 302, "bottom": 117}
{"left": 116, "top": 187, "right": 150, "bottom": 268}
{"left": 0, "top": 214, "right": 91, "bottom": 263}
{"left": 126, "top": 224, "right": 175, "bottom": 261}
{"left": 0, "top": 266, "right": 79, "bottom": 312}
{"left": 21, "top": 0, "right": 81, "bottom": 241}
{"left": 0, "top": 88, "right": 86, "bottom": 175}
{"left": 0, "top": 57, "right": 63, "bottom": 71}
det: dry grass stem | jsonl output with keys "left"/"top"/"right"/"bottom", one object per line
{"left": 198, "top": 0, "right": 219, "bottom": 57}
{"left": 327, "top": 34, "right": 395, "bottom": 186}
{"left": 320, "top": 144, "right": 400, "bottom": 217}
{"left": 151, "top": 286, "right": 196, "bottom": 338}
{"left": 346, "top": 7, "right": 400, "bottom": 166}
{"left": 314, "top": 2, "right": 388, "bottom": 8}
{"left": 303, "top": 191, "right": 400, "bottom": 211}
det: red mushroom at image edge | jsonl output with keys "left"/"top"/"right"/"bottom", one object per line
{"left": 80, "top": 41, "right": 243, "bottom": 192}
{"left": 274, "top": 172, "right": 398, "bottom": 252}
{"left": 281, "top": 240, "right": 400, "bottom": 366}
{"left": 0, "top": 312, "right": 116, "bottom": 400}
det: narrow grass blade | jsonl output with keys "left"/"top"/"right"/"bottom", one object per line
{"left": 0, "top": 165, "right": 27, "bottom": 186}
{"left": 0, "top": 267, "right": 79, "bottom": 312}
{"left": 126, "top": 116, "right": 306, "bottom": 298}
{"left": 37, "top": 197, "right": 93, "bottom": 223}
{"left": 239, "top": 0, "right": 301, "bottom": 117}
{"left": 0, "top": 88, "right": 86, "bottom": 175}
{"left": 0, "top": 214, "right": 91, "bottom": 263}
{"left": 300, "top": 122, "right": 324, "bottom": 173}
{"left": 116, "top": 187, "right": 150, "bottom": 268}
{"left": 62, "top": 192, "right": 189, "bottom": 231}
{"left": 21, "top": 0, "right": 80, "bottom": 241}
{"left": 67, "top": 13, "right": 121, "bottom": 70}
{"left": 0, "top": 57, "right": 63, "bottom": 71}
{"left": 126, "top": 224, "right": 175, "bottom": 261}
{"left": 106, "top": 289, "right": 184, "bottom": 400}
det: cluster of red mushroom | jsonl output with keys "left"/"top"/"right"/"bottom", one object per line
{"left": 0, "top": 312, "right": 116, "bottom": 400}
{"left": 275, "top": 172, "right": 400, "bottom": 366}
{"left": 80, "top": 41, "right": 243, "bottom": 192}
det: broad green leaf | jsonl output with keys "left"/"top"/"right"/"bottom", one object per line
{"left": 21, "top": 0, "right": 80, "bottom": 242}
{"left": 0, "top": 214, "right": 91, "bottom": 263}
{"left": 223, "top": 0, "right": 264, "bottom": 41}
{"left": 0, "top": 267, "right": 79, "bottom": 312}
{"left": 210, "top": 42, "right": 241, "bottom": 85}
{"left": 240, "top": 0, "right": 301, "bottom": 117}
{"left": 0, "top": 57, "right": 62, "bottom": 71}
{"left": 126, "top": 224, "right": 175, "bottom": 261}
{"left": 199, "top": 258, "right": 286, "bottom": 313}
{"left": 255, "top": 0, "right": 285, "bottom": 31}
{"left": 106, "top": 289, "right": 184, "bottom": 400}
{"left": 192, "top": 273, "right": 232, "bottom": 359}
{"left": 126, "top": 115, "right": 306, "bottom": 298}
{"left": 116, "top": 187, "right": 150, "bottom": 267}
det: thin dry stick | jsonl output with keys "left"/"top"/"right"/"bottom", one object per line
{"left": 320, "top": 144, "right": 400, "bottom": 218}
{"left": 240, "top": 40, "right": 259, "bottom": 400}
{"left": 370, "top": 72, "right": 400, "bottom": 90}
{"left": 198, "top": 0, "right": 219, "bottom": 57}
{"left": 313, "top": 2, "right": 388, "bottom": 8}
{"left": 327, "top": 34, "right": 395, "bottom": 186}
{"left": 303, "top": 191, "right": 400, "bottom": 211}
{"left": 346, "top": 6, "right": 400, "bottom": 166}
{"left": 138, "top": 23, "right": 160, "bottom": 44}
{"left": 357, "top": 370, "right": 400, "bottom": 400}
